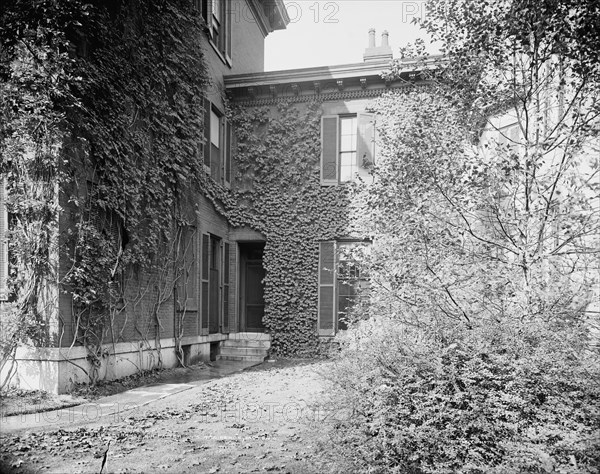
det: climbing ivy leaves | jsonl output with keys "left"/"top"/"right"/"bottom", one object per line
{"left": 0, "top": 0, "right": 208, "bottom": 376}
{"left": 231, "top": 102, "right": 362, "bottom": 356}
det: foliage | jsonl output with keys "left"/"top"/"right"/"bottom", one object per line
{"left": 327, "top": 317, "right": 600, "bottom": 473}
{"left": 421, "top": 0, "right": 600, "bottom": 83}
{"left": 359, "top": 85, "right": 599, "bottom": 329}
{"left": 230, "top": 102, "right": 362, "bottom": 356}
{"left": 327, "top": 0, "right": 600, "bottom": 471}
{"left": 0, "top": 0, "right": 209, "bottom": 384}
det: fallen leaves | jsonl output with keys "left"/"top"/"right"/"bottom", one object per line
{"left": 0, "top": 360, "right": 334, "bottom": 473}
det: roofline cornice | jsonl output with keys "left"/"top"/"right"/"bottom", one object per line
{"left": 224, "top": 56, "right": 441, "bottom": 88}
{"left": 228, "top": 82, "right": 432, "bottom": 107}
{"left": 248, "top": 0, "right": 290, "bottom": 37}
{"left": 225, "top": 61, "right": 393, "bottom": 88}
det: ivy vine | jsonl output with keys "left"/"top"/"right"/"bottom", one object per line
{"left": 0, "top": 0, "right": 209, "bottom": 384}
{"left": 229, "top": 102, "right": 364, "bottom": 356}
{"left": 2, "top": 0, "right": 368, "bottom": 380}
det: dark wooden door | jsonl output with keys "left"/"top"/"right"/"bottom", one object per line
{"left": 243, "top": 260, "right": 265, "bottom": 332}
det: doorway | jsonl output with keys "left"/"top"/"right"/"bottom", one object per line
{"left": 239, "top": 242, "right": 266, "bottom": 332}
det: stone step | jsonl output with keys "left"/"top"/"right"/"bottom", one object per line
{"left": 218, "top": 333, "right": 270, "bottom": 364}
{"left": 221, "top": 339, "right": 270, "bottom": 349}
{"left": 227, "top": 332, "right": 270, "bottom": 341}
{"left": 219, "top": 346, "right": 268, "bottom": 357}
{"left": 216, "top": 354, "right": 266, "bottom": 363}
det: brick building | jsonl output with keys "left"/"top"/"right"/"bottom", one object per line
{"left": 2, "top": 0, "right": 426, "bottom": 391}
{"left": 2, "top": 2, "right": 597, "bottom": 395}
{"left": 1, "top": 0, "right": 291, "bottom": 393}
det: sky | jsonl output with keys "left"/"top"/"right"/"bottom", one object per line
{"left": 264, "top": 0, "right": 432, "bottom": 71}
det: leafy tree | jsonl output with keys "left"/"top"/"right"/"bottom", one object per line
{"left": 328, "top": 1, "right": 600, "bottom": 472}
{"left": 376, "top": 0, "right": 600, "bottom": 325}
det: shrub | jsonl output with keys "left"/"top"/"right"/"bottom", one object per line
{"left": 325, "top": 317, "right": 600, "bottom": 473}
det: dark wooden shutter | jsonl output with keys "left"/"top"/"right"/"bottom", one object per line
{"left": 0, "top": 177, "right": 7, "bottom": 301}
{"left": 225, "top": 1, "right": 231, "bottom": 59}
{"left": 321, "top": 115, "right": 339, "bottom": 185}
{"left": 357, "top": 113, "right": 375, "bottom": 168}
{"left": 224, "top": 119, "right": 231, "bottom": 185}
{"left": 201, "top": 0, "right": 209, "bottom": 22}
{"left": 222, "top": 242, "right": 230, "bottom": 333}
{"left": 318, "top": 241, "right": 336, "bottom": 336}
{"left": 175, "top": 226, "right": 198, "bottom": 312}
{"left": 186, "top": 227, "right": 198, "bottom": 311}
{"left": 200, "top": 233, "right": 210, "bottom": 335}
{"left": 203, "top": 98, "right": 211, "bottom": 168}
{"left": 175, "top": 227, "right": 185, "bottom": 312}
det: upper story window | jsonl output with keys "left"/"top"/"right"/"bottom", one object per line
{"left": 195, "top": 0, "right": 231, "bottom": 63}
{"left": 339, "top": 116, "right": 358, "bottom": 182}
{"left": 498, "top": 122, "right": 520, "bottom": 148}
{"left": 321, "top": 113, "right": 375, "bottom": 185}
{"left": 203, "top": 99, "right": 231, "bottom": 186}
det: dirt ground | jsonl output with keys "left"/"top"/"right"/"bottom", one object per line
{"left": 0, "top": 359, "right": 347, "bottom": 474}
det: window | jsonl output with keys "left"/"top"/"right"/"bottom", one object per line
{"left": 339, "top": 116, "right": 358, "bottom": 182}
{"left": 498, "top": 122, "right": 520, "bottom": 148}
{"left": 0, "top": 177, "right": 8, "bottom": 301}
{"left": 200, "top": 233, "right": 230, "bottom": 335}
{"left": 318, "top": 240, "right": 371, "bottom": 336}
{"left": 176, "top": 226, "right": 198, "bottom": 312}
{"left": 203, "top": 99, "right": 231, "bottom": 185}
{"left": 196, "top": 0, "right": 231, "bottom": 61}
{"left": 321, "top": 113, "right": 375, "bottom": 185}
{"left": 90, "top": 204, "right": 128, "bottom": 257}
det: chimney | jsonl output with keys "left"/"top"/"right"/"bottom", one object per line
{"left": 368, "top": 28, "right": 376, "bottom": 48}
{"left": 363, "top": 28, "right": 393, "bottom": 63}
{"left": 382, "top": 30, "right": 389, "bottom": 47}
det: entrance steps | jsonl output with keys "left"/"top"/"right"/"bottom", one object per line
{"left": 217, "top": 332, "right": 270, "bottom": 363}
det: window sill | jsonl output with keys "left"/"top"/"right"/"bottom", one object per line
{"left": 320, "top": 177, "right": 374, "bottom": 187}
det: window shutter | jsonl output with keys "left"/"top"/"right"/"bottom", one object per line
{"left": 201, "top": 0, "right": 209, "bottom": 22}
{"left": 200, "top": 233, "right": 210, "bottom": 335}
{"left": 222, "top": 242, "right": 230, "bottom": 333}
{"left": 0, "top": 177, "right": 8, "bottom": 301}
{"left": 357, "top": 113, "right": 375, "bottom": 169}
{"left": 224, "top": 119, "right": 231, "bottom": 185}
{"left": 225, "top": 2, "right": 231, "bottom": 60}
{"left": 186, "top": 227, "right": 198, "bottom": 311}
{"left": 175, "top": 227, "right": 185, "bottom": 311}
{"left": 321, "top": 115, "right": 339, "bottom": 185}
{"left": 203, "top": 98, "right": 211, "bottom": 168}
{"left": 175, "top": 226, "right": 198, "bottom": 312}
{"left": 318, "top": 241, "right": 336, "bottom": 336}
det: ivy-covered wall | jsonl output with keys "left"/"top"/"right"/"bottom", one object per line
{"left": 0, "top": 0, "right": 212, "bottom": 385}
{"left": 228, "top": 101, "right": 368, "bottom": 355}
